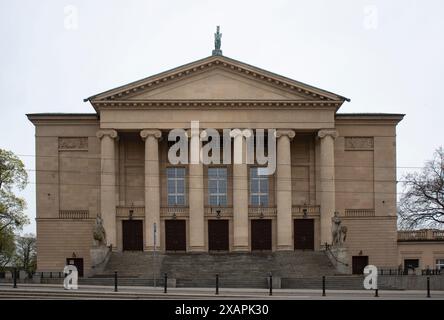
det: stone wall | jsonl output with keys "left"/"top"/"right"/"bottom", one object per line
{"left": 36, "top": 220, "right": 94, "bottom": 275}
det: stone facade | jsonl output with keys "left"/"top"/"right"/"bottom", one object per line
{"left": 27, "top": 55, "right": 414, "bottom": 276}
{"left": 397, "top": 230, "right": 444, "bottom": 271}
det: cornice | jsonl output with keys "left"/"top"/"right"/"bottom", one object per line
{"left": 27, "top": 113, "right": 99, "bottom": 125}
{"left": 94, "top": 100, "right": 342, "bottom": 110}
{"left": 336, "top": 113, "right": 405, "bottom": 125}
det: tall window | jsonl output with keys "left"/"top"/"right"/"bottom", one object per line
{"left": 250, "top": 167, "right": 269, "bottom": 206}
{"left": 167, "top": 167, "right": 185, "bottom": 206}
{"left": 208, "top": 167, "right": 227, "bottom": 206}
{"left": 436, "top": 259, "right": 444, "bottom": 270}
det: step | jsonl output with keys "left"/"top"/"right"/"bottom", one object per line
{"left": 92, "top": 251, "right": 338, "bottom": 288}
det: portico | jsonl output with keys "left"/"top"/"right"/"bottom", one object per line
{"left": 95, "top": 126, "right": 337, "bottom": 253}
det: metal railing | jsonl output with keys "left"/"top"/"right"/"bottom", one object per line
{"left": 378, "top": 268, "right": 406, "bottom": 276}
{"left": 35, "top": 271, "right": 65, "bottom": 278}
{"left": 378, "top": 268, "right": 442, "bottom": 276}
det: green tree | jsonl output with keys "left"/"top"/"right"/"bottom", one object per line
{"left": 0, "top": 228, "right": 15, "bottom": 269}
{"left": 14, "top": 234, "right": 36, "bottom": 277}
{"left": 0, "top": 149, "right": 29, "bottom": 269}
{"left": 0, "top": 149, "right": 29, "bottom": 232}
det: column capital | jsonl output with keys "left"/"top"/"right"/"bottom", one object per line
{"left": 318, "top": 129, "right": 338, "bottom": 140}
{"left": 96, "top": 129, "right": 118, "bottom": 140}
{"left": 140, "top": 129, "right": 162, "bottom": 140}
{"left": 229, "top": 128, "right": 252, "bottom": 139}
{"left": 275, "top": 129, "right": 295, "bottom": 139}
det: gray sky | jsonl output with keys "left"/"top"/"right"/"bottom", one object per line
{"left": 1, "top": 0, "right": 443, "bottom": 234}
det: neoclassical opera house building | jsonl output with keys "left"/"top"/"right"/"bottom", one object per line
{"left": 28, "top": 44, "right": 405, "bottom": 278}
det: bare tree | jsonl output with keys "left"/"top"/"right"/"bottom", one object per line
{"left": 399, "top": 147, "right": 444, "bottom": 229}
{"left": 14, "top": 234, "right": 36, "bottom": 278}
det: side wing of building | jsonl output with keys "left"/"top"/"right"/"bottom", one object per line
{"left": 27, "top": 114, "right": 100, "bottom": 275}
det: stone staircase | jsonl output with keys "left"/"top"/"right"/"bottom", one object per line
{"left": 81, "top": 251, "right": 342, "bottom": 288}
{"left": 162, "top": 251, "right": 336, "bottom": 288}
{"left": 98, "top": 251, "right": 163, "bottom": 278}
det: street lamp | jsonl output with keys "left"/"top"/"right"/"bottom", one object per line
{"left": 172, "top": 204, "right": 177, "bottom": 219}
{"left": 212, "top": 201, "right": 221, "bottom": 219}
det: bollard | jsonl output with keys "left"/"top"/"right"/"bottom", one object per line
{"left": 13, "top": 268, "right": 17, "bottom": 288}
{"left": 374, "top": 288, "right": 379, "bottom": 297}
{"left": 164, "top": 273, "right": 168, "bottom": 294}
{"left": 215, "top": 274, "right": 219, "bottom": 295}
{"left": 322, "top": 276, "right": 326, "bottom": 296}
{"left": 114, "top": 271, "right": 118, "bottom": 292}
{"left": 269, "top": 274, "right": 272, "bottom": 296}
{"left": 427, "top": 276, "right": 431, "bottom": 298}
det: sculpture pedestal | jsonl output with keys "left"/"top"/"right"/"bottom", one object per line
{"left": 327, "top": 246, "right": 349, "bottom": 274}
{"left": 90, "top": 245, "right": 110, "bottom": 276}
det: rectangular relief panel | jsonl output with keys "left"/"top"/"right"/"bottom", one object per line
{"left": 58, "top": 137, "right": 88, "bottom": 151}
{"left": 344, "top": 137, "right": 374, "bottom": 151}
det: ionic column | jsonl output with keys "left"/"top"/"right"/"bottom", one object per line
{"left": 318, "top": 129, "right": 338, "bottom": 246}
{"left": 96, "top": 129, "right": 118, "bottom": 249}
{"left": 230, "top": 129, "right": 251, "bottom": 251}
{"left": 276, "top": 129, "right": 295, "bottom": 251}
{"left": 140, "top": 129, "right": 162, "bottom": 251}
{"left": 188, "top": 128, "right": 205, "bottom": 252}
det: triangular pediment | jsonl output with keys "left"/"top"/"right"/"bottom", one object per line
{"left": 86, "top": 55, "right": 349, "bottom": 107}
{"left": 125, "top": 68, "right": 308, "bottom": 100}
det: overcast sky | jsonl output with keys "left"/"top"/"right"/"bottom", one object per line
{"left": 0, "top": 0, "right": 443, "bottom": 234}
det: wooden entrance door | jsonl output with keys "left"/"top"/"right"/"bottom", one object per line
{"left": 294, "top": 219, "right": 314, "bottom": 250}
{"left": 352, "top": 256, "right": 369, "bottom": 274}
{"left": 165, "top": 220, "right": 186, "bottom": 251}
{"left": 122, "top": 220, "right": 144, "bottom": 251}
{"left": 251, "top": 219, "right": 272, "bottom": 251}
{"left": 66, "top": 258, "right": 84, "bottom": 277}
{"left": 208, "top": 220, "right": 229, "bottom": 251}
